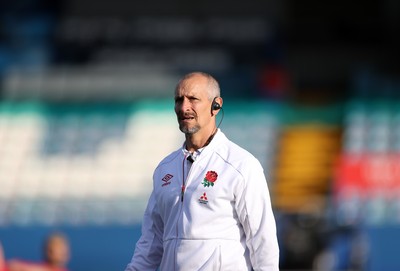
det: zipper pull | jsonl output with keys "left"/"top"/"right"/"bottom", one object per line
{"left": 181, "top": 185, "right": 185, "bottom": 202}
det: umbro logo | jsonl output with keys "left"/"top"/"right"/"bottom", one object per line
{"left": 161, "top": 174, "right": 173, "bottom": 187}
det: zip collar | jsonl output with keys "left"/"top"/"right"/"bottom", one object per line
{"left": 181, "top": 129, "right": 223, "bottom": 162}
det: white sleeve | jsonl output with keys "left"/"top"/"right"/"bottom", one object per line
{"left": 125, "top": 190, "right": 164, "bottom": 271}
{"left": 235, "top": 159, "right": 280, "bottom": 271}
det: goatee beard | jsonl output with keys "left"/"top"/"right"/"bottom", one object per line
{"left": 180, "top": 124, "right": 200, "bottom": 135}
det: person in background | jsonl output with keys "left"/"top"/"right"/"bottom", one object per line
{"left": 125, "top": 72, "right": 280, "bottom": 270}
{"left": 0, "top": 232, "right": 70, "bottom": 271}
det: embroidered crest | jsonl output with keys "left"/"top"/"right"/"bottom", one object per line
{"left": 161, "top": 174, "right": 173, "bottom": 187}
{"left": 202, "top": 171, "right": 218, "bottom": 187}
{"left": 198, "top": 192, "right": 208, "bottom": 204}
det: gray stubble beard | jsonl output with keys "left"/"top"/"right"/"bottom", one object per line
{"left": 179, "top": 124, "right": 200, "bottom": 135}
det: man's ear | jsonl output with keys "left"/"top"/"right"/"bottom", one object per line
{"left": 211, "top": 97, "right": 223, "bottom": 116}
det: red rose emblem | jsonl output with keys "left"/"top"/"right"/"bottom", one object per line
{"left": 202, "top": 171, "right": 218, "bottom": 187}
{"left": 205, "top": 171, "right": 218, "bottom": 183}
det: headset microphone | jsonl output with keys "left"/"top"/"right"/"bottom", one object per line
{"left": 212, "top": 102, "right": 221, "bottom": 110}
{"left": 211, "top": 96, "right": 224, "bottom": 129}
{"left": 212, "top": 97, "right": 222, "bottom": 111}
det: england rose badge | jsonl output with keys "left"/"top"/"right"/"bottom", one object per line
{"left": 202, "top": 171, "right": 218, "bottom": 187}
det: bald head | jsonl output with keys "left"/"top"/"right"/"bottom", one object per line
{"left": 175, "top": 72, "right": 220, "bottom": 101}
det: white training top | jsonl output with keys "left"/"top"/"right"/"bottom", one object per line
{"left": 125, "top": 129, "right": 279, "bottom": 271}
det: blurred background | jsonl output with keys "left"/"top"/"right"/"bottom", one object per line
{"left": 0, "top": 0, "right": 400, "bottom": 270}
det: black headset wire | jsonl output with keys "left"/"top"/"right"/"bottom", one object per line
{"left": 216, "top": 107, "right": 224, "bottom": 129}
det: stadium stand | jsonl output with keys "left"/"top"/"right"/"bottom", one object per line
{"left": 0, "top": 99, "right": 284, "bottom": 225}
{"left": 0, "top": 100, "right": 183, "bottom": 226}
{"left": 335, "top": 99, "right": 400, "bottom": 226}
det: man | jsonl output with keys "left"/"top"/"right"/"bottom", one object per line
{"left": 125, "top": 72, "right": 279, "bottom": 270}
{"left": 1, "top": 232, "right": 70, "bottom": 271}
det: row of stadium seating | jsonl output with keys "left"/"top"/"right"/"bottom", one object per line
{"left": 0, "top": 99, "right": 281, "bottom": 226}
{"left": 0, "top": 100, "right": 180, "bottom": 225}
{"left": 343, "top": 100, "right": 400, "bottom": 154}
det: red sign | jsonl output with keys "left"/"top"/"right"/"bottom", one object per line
{"left": 334, "top": 153, "right": 400, "bottom": 197}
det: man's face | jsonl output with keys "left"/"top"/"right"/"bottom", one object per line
{"left": 46, "top": 235, "right": 70, "bottom": 267}
{"left": 174, "top": 76, "right": 212, "bottom": 135}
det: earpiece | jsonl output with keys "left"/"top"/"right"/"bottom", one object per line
{"left": 212, "top": 96, "right": 224, "bottom": 128}
{"left": 212, "top": 97, "right": 221, "bottom": 111}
